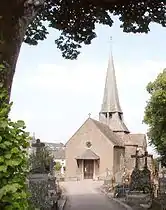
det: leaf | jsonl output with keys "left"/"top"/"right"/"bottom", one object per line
{"left": 0, "top": 183, "right": 21, "bottom": 199}
{"left": 6, "top": 159, "right": 21, "bottom": 166}
{"left": 11, "top": 147, "right": 19, "bottom": 154}
{"left": 0, "top": 143, "right": 6, "bottom": 149}
{"left": 0, "top": 64, "right": 5, "bottom": 71}
{"left": 0, "top": 156, "right": 4, "bottom": 162}
{"left": 0, "top": 165, "right": 7, "bottom": 172}
{"left": 4, "top": 141, "right": 12, "bottom": 146}
{"left": 4, "top": 153, "right": 12, "bottom": 159}
{"left": 16, "top": 120, "right": 25, "bottom": 128}
{"left": 0, "top": 121, "right": 8, "bottom": 129}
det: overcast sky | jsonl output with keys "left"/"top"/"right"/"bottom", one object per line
{"left": 10, "top": 17, "right": 166, "bottom": 156}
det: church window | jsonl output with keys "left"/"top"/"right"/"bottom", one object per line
{"left": 119, "top": 113, "right": 122, "bottom": 120}
{"left": 109, "top": 113, "right": 112, "bottom": 118}
{"left": 86, "top": 141, "right": 92, "bottom": 148}
{"left": 102, "top": 112, "right": 107, "bottom": 118}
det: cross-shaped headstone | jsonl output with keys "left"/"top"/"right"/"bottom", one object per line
{"left": 143, "top": 151, "right": 153, "bottom": 168}
{"left": 32, "top": 139, "right": 45, "bottom": 157}
{"left": 138, "top": 151, "right": 153, "bottom": 169}
{"left": 131, "top": 148, "right": 142, "bottom": 169}
{"left": 31, "top": 139, "right": 46, "bottom": 173}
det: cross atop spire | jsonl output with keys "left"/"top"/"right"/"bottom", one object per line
{"left": 99, "top": 44, "right": 129, "bottom": 133}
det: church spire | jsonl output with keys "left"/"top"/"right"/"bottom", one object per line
{"left": 101, "top": 52, "right": 122, "bottom": 113}
{"left": 99, "top": 48, "right": 129, "bottom": 133}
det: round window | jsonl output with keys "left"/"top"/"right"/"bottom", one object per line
{"left": 86, "top": 141, "right": 92, "bottom": 148}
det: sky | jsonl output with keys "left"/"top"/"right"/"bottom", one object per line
{"left": 10, "top": 17, "right": 166, "bottom": 156}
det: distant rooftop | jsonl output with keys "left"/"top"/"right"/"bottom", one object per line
{"left": 53, "top": 149, "right": 65, "bottom": 160}
{"left": 44, "top": 142, "right": 65, "bottom": 151}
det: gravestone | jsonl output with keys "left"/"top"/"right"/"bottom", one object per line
{"left": 158, "top": 166, "right": 166, "bottom": 209}
{"left": 126, "top": 150, "right": 153, "bottom": 208}
{"left": 28, "top": 139, "right": 58, "bottom": 209}
{"left": 129, "top": 149, "right": 143, "bottom": 191}
{"left": 104, "top": 168, "right": 112, "bottom": 186}
{"left": 31, "top": 139, "right": 46, "bottom": 173}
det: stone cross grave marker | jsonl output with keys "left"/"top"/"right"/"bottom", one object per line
{"left": 130, "top": 150, "right": 152, "bottom": 191}
{"left": 130, "top": 149, "right": 145, "bottom": 191}
{"left": 140, "top": 151, "right": 153, "bottom": 169}
{"left": 126, "top": 150, "right": 153, "bottom": 208}
{"left": 31, "top": 139, "right": 46, "bottom": 173}
{"left": 131, "top": 148, "right": 142, "bottom": 170}
{"left": 32, "top": 138, "right": 45, "bottom": 157}
{"left": 140, "top": 151, "right": 152, "bottom": 193}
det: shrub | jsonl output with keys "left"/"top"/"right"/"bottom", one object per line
{"left": 0, "top": 87, "right": 30, "bottom": 209}
{"left": 55, "top": 162, "right": 62, "bottom": 171}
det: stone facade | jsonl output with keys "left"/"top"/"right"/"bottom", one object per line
{"left": 65, "top": 118, "right": 117, "bottom": 180}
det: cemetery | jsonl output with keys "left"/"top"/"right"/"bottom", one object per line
{"left": 102, "top": 149, "right": 166, "bottom": 210}
{"left": 28, "top": 138, "right": 65, "bottom": 210}
{"left": 26, "top": 138, "right": 166, "bottom": 210}
{"left": 0, "top": 2, "right": 166, "bottom": 209}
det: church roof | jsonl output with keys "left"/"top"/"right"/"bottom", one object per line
{"left": 107, "top": 115, "right": 129, "bottom": 133}
{"left": 120, "top": 133, "right": 147, "bottom": 148}
{"left": 101, "top": 53, "right": 122, "bottom": 113}
{"left": 92, "top": 119, "right": 124, "bottom": 147}
{"left": 99, "top": 52, "right": 129, "bottom": 133}
{"left": 129, "top": 134, "right": 147, "bottom": 148}
{"left": 76, "top": 149, "right": 100, "bottom": 160}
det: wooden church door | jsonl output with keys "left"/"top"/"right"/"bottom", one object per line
{"left": 84, "top": 160, "right": 94, "bottom": 179}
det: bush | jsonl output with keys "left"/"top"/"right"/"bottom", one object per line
{"left": 55, "top": 162, "right": 62, "bottom": 171}
{"left": 0, "top": 87, "right": 30, "bottom": 209}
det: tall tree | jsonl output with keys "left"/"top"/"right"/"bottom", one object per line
{"left": 0, "top": 0, "right": 165, "bottom": 98}
{"left": 144, "top": 69, "right": 166, "bottom": 166}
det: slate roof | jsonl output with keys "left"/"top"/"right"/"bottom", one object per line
{"left": 101, "top": 53, "right": 122, "bottom": 113}
{"left": 76, "top": 149, "right": 100, "bottom": 160}
{"left": 53, "top": 149, "right": 65, "bottom": 159}
{"left": 91, "top": 119, "right": 124, "bottom": 147}
{"left": 129, "top": 134, "right": 147, "bottom": 148}
{"left": 44, "top": 142, "right": 64, "bottom": 151}
{"left": 100, "top": 52, "right": 129, "bottom": 133}
{"left": 107, "top": 115, "right": 129, "bottom": 133}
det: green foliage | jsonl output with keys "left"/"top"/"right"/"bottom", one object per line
{"left": 22, "top": 0, "right": 166, "bottom": 59}
{"left": 0, "top": 86, "right": 31, "bottom": 209}
{"left": 144, "top": 69, "right": 166, "bottom": 165}
{"left": 54, "top": 162, "right": 62, "bottom": 171}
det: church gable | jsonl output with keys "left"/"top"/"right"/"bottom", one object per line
{"left": 66, "top": 118, "right": 123, "bottom": 149}
{"left": 66, "top": 118, "right": 113, "bottom": 149}
{"left": 65, "top": 118, "right": 118, "bottom": 180}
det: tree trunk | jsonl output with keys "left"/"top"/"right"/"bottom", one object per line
{"left": 0, "top": 12, "right": 31, "bottom": 101}
{"left": 0, "top": 1, "right": 38, "bottom": 102}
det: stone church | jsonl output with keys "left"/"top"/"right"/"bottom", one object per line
{"left": 65, "top": 52, "right": 147, "bottom": 182}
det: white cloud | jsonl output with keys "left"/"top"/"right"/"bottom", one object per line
{"left": 23, "top": 63, "right": 105, "bottom": 94}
